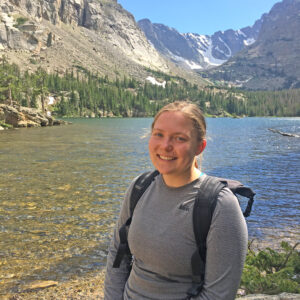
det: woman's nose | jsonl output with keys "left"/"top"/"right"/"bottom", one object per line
{"left": 162, "top": 137, "right": 173, "bottom": 151}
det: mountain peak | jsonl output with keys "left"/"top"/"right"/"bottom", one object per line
{"left": 138, "top": 17, "right": 263, "bottom": 71}
{"left": 0, "top": 0, "right": 169, "bottom": 78}
{"left": 204, "top": 0, "right": 300, "bottom": 90}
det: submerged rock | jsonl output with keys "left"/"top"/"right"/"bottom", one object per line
{"left": 22, "top": 280, "right": 58, "bottom": 292}
{"left": 268, "top": 128, "right": 300, "bottom": 138}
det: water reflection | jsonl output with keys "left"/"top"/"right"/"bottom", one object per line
{"left": 0, "top": 117, "right": 299, "bottom": 294}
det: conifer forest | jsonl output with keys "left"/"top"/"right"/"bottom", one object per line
{"left": 0, "top": 57, "right": 299, "bottom": 118}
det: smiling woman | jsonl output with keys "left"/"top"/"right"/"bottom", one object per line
{"left": 149, "top": 107, "right": 206, "bottom": 187}
{"left": 104, "top": 101, "right": 248, "bottom": 300}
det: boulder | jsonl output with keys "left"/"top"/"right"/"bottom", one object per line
{"left": 53, "top": 119, "right": 69, "bottom": 125}
{"left": 0, "top": 104, "right": 67, "bottom": 128}
{"left": 17, "top": 120, "right": 28, "bottom": 127}
{"left": 238, "top": 293, "right": 300, "bottom": 300}
{"left": 46, "top": 115, "right": 54, "bottom": 126}
{"left": 0, "top": 104, "right": 25, "bottom": 126}
{"left": 0, "top": 106, "right": 5, "bottom": 121}
{"left": 19, "top": 106, "right": 49, "bottom": 126}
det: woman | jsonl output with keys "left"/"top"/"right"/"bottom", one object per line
{"left": 104, "top": 101, "right": 248, "bottom": 300}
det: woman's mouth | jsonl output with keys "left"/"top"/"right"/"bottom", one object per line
{"left": 157, "top": 154, "right": 176, "bottom": 161}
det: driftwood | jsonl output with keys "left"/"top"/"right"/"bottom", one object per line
{"left": 268, "top": 128, "right": 300, "bottom": 138}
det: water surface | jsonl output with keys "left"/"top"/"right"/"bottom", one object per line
{"left": 0, "top": 117, "right": 299, "bottom": 294}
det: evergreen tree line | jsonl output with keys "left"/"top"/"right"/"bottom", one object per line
{"left": 0, "top": 57, "right": 299, "bottom": 117}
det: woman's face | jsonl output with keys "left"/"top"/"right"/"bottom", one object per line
{"left": 149, "top": 111, "right": 204, "bottom": 185}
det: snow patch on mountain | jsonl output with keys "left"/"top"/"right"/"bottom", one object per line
{"left": 185, "top": 60, "right": 203, "bottom": 70}
{"left": 199, "top": 42, "right": 227, "bottom": 66}
{"left": 146, "top": 76, "right": 166, "bottom": 88}
{"left": 243, "top": 38, "right": 256, "bottom": 46}
{"left": 217, "top": 37, "right": 232, "bottom": 57}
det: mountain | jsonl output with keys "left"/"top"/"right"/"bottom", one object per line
{"left": 138, "top": 17, "right": 264, "bottom": 70}
{"left": 203, "top": 0, "right": 300, "bottom": 90}
{"left": 0, "top": 0, "right": 172, "bottom": 81}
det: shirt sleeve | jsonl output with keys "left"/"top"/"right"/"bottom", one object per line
{"left": 103, "top": 179, "right": 136, "bottom": 300}
{"left": 196, "top": 188, "right": 248, "bottom": 300}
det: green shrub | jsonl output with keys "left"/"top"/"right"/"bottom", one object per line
{"left": 0, "top": 121, "right": 13, "bottom": 129}
{"left": 14, "top": 16, "right": 28, "bottom": 28}
{"left": 241, "top": 241, "right": 300, "bottom": 294}
{"left": 29, "top": 58, "right": 38, "bottom": 65}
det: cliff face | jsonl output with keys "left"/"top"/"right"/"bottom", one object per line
{"left": 203, "top": 0, "right": 300, "bottom": 90}
{"left": 0, "top": 0, "right": 169, "bottom": 78}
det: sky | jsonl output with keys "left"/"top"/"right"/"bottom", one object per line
{"left": 117, "top": 0, "right": 281, "bottom": 35}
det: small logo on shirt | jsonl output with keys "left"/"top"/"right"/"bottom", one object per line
{"left": 178, "top": 204, "right": 190, "bottom": 211}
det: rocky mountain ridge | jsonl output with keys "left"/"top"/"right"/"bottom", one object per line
{"left": 138, "top": 0, "right": 300, "bottom": 90}
{"left": 138, "top": 16, "right": 264, "bottom": 70}
{"left": 203, "top": 0, "right": 300, "bottom": 90}
{"left": 0, "top": 0, "right": 175, "bottom": 81}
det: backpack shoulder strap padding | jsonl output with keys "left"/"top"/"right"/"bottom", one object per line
{"left": 130, "top": 170, "right": 160, "bottom": 215}
{"left": 188, "top": 176, "right": 226, "bottom": 298}
{"left": 192, "top": 176, "right": 225, "bottom": 276}
{"left": 112, "top": 170, "right": 159, "bottom": 268}
{"left": 189, "top": 175, "right": 255, "bottom": 290}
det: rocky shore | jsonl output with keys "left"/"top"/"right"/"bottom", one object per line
{"left": 239, "top": 295, "right": 300, "bottom": 299}
{"left": 2, "top": 270, "right": 105, "bottom": 300}
{"left": 3, "top": 269, "right": 299, "bottom": 300}
{"left": 0, "top": 104, "right": 68, "bottom": 129}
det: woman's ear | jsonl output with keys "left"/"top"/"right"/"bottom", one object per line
{"left": 196, "top": 139, "right": 206, "bottom": 155}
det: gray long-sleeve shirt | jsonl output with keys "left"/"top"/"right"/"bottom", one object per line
{"left": 104, "top": 174, "right": 248, "bottom": 300}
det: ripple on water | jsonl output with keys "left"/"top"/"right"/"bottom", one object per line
{"left": 0, "top": 117, "right": 299, "bottom": 294}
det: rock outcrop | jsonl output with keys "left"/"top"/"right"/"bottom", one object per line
{"left": 0, "top": 104, "right": 67, "bottom": 128}
{"left": 0, "top": 0, "right": 172, "bottom": 81}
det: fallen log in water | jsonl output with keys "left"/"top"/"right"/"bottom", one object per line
{"left": 268, "top": 128, "right": 300, "bottom": 138}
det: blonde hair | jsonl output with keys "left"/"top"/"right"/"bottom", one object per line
{"left": 152, "top": 101, "right": 206, "bottom": 142}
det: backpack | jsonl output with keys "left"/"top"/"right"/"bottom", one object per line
{"left": 112, "top": 170, "right": 255, "bottom": 299}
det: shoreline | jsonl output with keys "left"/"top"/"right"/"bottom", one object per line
{"left": 3, "top": 270, "right": 299, "bottom": 300}
{"left": 2, "top": 270, "right": 105, "bottom": 300}
{"left": 2, "top": 237, "right": 299, "bottom": 299}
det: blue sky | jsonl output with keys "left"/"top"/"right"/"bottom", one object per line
{"left": 117, "top": 0, "right": 281, "bottom": 35}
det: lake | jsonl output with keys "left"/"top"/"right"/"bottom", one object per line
{"left": 0, "top": 117, "right": 299, "bottom": 295}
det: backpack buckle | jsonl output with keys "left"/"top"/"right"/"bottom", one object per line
{"left": 187, "top": 282, "right": 204, "bottom": 297}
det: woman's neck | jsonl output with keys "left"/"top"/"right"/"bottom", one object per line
{"left": 162, "top": 167, "right": 201, "bottom": 188}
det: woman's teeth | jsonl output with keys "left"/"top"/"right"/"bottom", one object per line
{"left": 159, "top": 155, "right": 175, "bottom": 161}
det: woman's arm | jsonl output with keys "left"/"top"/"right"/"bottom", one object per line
{"left": 104, "top": 181, "right": 135, "bottom": 300}
{"left": 196, "top": 188, "right": 248, "bottom": 300}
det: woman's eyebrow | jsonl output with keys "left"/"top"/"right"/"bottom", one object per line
{"left": 153, "top": 127, "right": 190, "bottom": 136}
{"left": 152, "top": 127, "right": 164, "bottom": 132}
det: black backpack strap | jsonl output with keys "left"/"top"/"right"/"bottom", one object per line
{"left": 187, "top": 176, "right": 255, "bottom": 298}
{"left": 187, "top": 176, "right": 225, "bottom": 298}
{"left": 112, "top": 170, "right": 159, "bottom": 268}
{"left": 129, "top": 170, "right": 160, "bottom": 215}
{"left": 112, "top": 217, "right": 132, "bottom": 268}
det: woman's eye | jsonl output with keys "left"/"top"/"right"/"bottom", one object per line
{"left": 153, "top": 132, "right": 163, "bottom": 137}
{"left": 175, "top": 136, "right": 187, "bottom": 142}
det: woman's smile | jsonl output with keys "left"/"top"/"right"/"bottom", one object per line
{"left": 157, "top": 154, "right": 177, "bottom": 161}
{"left": 148, "top": 111, "right": 203, "bottom": 187}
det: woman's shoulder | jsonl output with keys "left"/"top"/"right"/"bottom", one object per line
{"left": 214, "top": 187, "right": 245, "bottom": 221}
